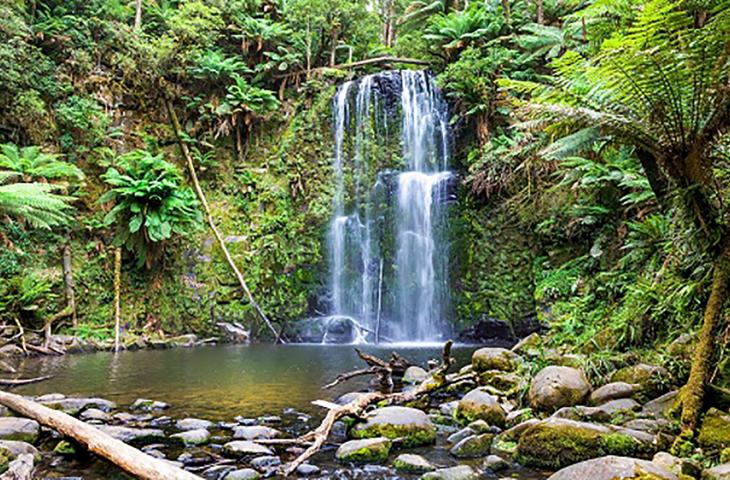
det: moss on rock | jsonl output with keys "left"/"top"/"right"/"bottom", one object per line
{"left": 350, "top": 406, "right": 437, "bottom": 447}
{"left": 698, "top": 408, "right": 730, "bottom": 454}
{"left": 336, "top": 437, "right": 391, "bottom": 464}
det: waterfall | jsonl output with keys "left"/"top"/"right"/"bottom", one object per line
{"left": 325, "top": 70, "right": 453, "bottom": 343}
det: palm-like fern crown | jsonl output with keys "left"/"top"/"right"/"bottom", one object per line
{"left": 0, "top": 143, "right": 84, "bottom": 183}
{"left": 506, "top": 0, "right": 730, "bottom": 186}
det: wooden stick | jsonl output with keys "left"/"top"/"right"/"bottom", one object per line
{"left": 0, "top": 375, "right": 52, "bottom": 387}
{"left": 165, "top": 100, "right": 282, "bottom": 343}
{"left": 0, "top": 390, "right": 202, "bottom": 480}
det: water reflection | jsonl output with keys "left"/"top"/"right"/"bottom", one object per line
{"left": 16, "top": 344, "right": 475, "bottom": 421}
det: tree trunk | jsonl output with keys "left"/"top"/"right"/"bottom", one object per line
{"left": 679, "top": 242, "right": 730, "bottom": 437}
{"left": 134, "top": 0, "right": 142, "bottom": 30}
{"left": 62, "top": 242, "right": 77, "bottom": 327}
{"left": 0, "top": 391, "right": 202, "bottom": 480}
{"left": 113, "top": 247, "right": 122, "bottom": 352}
{"left": 501, "top": 0, "right": 511, "bottom": 24}
{"left": 535, "top": 0, "right": 544, "bottom": 24}
{"left": 637, "top": 149, "right": 669, "bottom": 203}
{"left": 164, "top": 100, "right": 282, "bottom": 342}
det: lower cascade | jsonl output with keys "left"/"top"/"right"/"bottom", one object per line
{"left": 323, "top": 70, "right": 454, "bottom": 343}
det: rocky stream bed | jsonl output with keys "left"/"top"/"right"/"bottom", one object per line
{"left": 0, "top": 335, "right": 728, "bottom": 479}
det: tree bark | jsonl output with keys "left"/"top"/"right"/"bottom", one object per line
{"left": 679, "top": 242, "right": 730, "bottom": 435}
{"left": 0, "top": 391, "right": 202, "bottom": 480}
{"left": 636, "top": 149, "right": 669, "bottom": 203}
{"left": 535, "top": 0, "right": 544, "bottom": 24}
{"left": 164, "top": 100, "right": 282, "bottom": 342}
{"left": 113, "top": 247, "right": 122, "bottom": 353}
{"left": 134, "top": 0, "right": 142, "bottom": 30}
{"left": 62, "top": 242, "right": 77, "bottom": 327}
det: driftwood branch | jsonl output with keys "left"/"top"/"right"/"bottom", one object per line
{"left": 0, "top": 390, "right": 202, "bottom": 480}
{"left": 280, "top": 340, "right": 459, "bottom": 475}
{"left": 0, "top": 375, "right": 53, "bottom": 387}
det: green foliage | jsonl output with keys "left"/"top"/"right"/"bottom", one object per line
{"left": 0, "top": 144, "right": 84, "bottom": 182}
{"left": 100, "top": 150, "right": 202, "bottom": 268}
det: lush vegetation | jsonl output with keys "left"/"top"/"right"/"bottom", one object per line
{"left": 1, "top": 0, "right": 730, "bottom": 452}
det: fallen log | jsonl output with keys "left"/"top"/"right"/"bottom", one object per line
{"left": 280, "top": 340, "right": 464, "bottom": 475}
{"left": 0, "top": 375, "right": 53, "bottom": 387}
{"left": 0, "top": 390, "right": 202, "bottom": 480}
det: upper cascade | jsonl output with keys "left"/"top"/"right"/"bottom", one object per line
{"left": 326, "top": 70, "right": 454, "bottom": 343}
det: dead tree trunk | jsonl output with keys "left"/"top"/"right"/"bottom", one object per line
{"left": 164, "top": 100, "right": 281, "bottom": 342}
{"left": 134, "top": 0, "right": 142, "bottom": 30}
{"left": 0, "top": 391, "right": 202, "bottom": 480}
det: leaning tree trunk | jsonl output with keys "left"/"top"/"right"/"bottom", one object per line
{"left": 134, "top": 0, "right": 142, "bottom": 30}
{"left": 62, "top": 241, "right": 77, "bottom": 327}
{"left": 164, "top": 100, "right": 281, "bottom": 342}
{"left": 113, "top": 247, "right": 122, "bottom": 352}
{"left": 679, "top": 242, "right": 730, "bottom": 436}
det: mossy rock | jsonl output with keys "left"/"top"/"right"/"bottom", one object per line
{"left": 350, "top": 406, "right": 436, "bottom": 447}
{"left": 611, "top": 364, "right": 670, "bottom": 401}
{"left": 547, "top": 455, "right": 678, "bottom": 479}
{"left": 0, "top": 418, "right": 39, "bottom": 443}
{"left": 450, "top": 433, "right": 494, "bottom": 458}
{"left": 0, "top": 451, "right": 8, "bottom": 474}
{"left": 393, "top": 453, "right": 435, "bottom": 473}
{"left": 472, "top": 348, "right": 520, "bottom": 373}
{"left": 53, "top": 440, "right": 78, "bottom": 457}
{"left": 698, "top": 408, "right": 730, "bottom": 454}
{"left": 454, "top": 388, "right": 506, "bottom": 427}
{"left": 529, "top": 366, "right": 591, "bottom": 412}
{"left": 516, "top": 418, "right": 645, "bottom": 469}
{"left": 420, "top": 465, "right": 479, "bottom": 480}
{"left": 478, "top": 370, "right": 524, "bottom": 393}
{"left": 336, "top": 437, "right": 391, "bottom": 464}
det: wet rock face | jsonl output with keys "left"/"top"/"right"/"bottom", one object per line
{"left": 547, "top": 455, "right": 677, "bottom": 480}
{"left": 528, "top": 366, "right": 592, "bottom": 412}
{"left": 349, "top": 406, "right": 437, "bottom": 447}
{"left": 335, "top": 437, "right": 391, "bottom": 464}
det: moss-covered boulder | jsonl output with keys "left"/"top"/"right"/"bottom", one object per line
{"left": 511, "top": 333, "right": 542, "bottom": 357}
{"left": 403, "top": 366, "right": 429, "bottom": 384}
{"left": 516, "top": 418, "right": 650, "bottom": 469}
{"left": 450, "top": 433, "right": 494, "bottom": 458}
{"left": 698, "top": 408, "right": 730, "bottom": 453}
{"left": 336, "top": 437, "right": 391, "bottom": 464}
{"left": 703, "top": 463, "right": 730, "bottom": 480}
{"left": 529, "top": 366, "right": 591, "bottom": 412}
{"left": 547, "top": 455, "right": 678, "bottom": 480}
{"left": 611, "top": 364, "right": 670, "bottom": 401}
{"left": 455, "top": 388, "right": 506, "bottom": 427}
{"left": 479, "top": 371, "right": 524, "bottom": 393}
{"left": 472, "top": 348, "right": 520, "bottom": 372}
{"left": 350, "top": 406, "right": 436, "bottom": 447}
{"left": 0, "top": 418, "right": 39, "bottom": 443}
{"left": 393, "top": 453, "right": 435, "bottom": 473}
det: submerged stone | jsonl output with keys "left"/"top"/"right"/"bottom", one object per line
{"left": 350, "top": 406, "right": 436, "bottom": 447}
{"left": 223, "top": 441, "right": 273, "bottom": 457}
{"left": 224, "top": 468, "right": 261, "bottom": 480}
{"left": 131, "top": 398, "right": 170, "bottom": 411}
{"left": 336, "top": 437, "right": 391, "bottom": 464}
{"left": 95, "top": 425, "right": 167, "bottom": 446}
{"left": 420, "top": 465, "right": 479, "bottom": 480}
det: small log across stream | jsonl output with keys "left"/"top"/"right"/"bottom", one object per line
{"left": 0, "top": 390, "right": 202, "bottom": 480}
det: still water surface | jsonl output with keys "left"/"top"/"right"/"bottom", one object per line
{"left": 16, "top": 344, "right": 475, "bottom": 420}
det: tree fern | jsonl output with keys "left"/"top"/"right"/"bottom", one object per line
{"left": 0, "top": 183, "right": 73, "bottom": 229}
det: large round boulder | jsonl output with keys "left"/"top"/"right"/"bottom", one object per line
{"left": 454, "top": 388, "right": 506, "bottom": 427}
{"left": 472, "top": 348, "right": 520, "bottom": 372}
{"left": 547, "top": 455, "right": 677, "bottom": 480}
{"left": 589, "top": 382, "right": 638, "bottom": 406}
{"left": 529, "top": 366, "right": 591, "bottom": 412}
{"left": 350, "top": 406, "right": 436, "bottom": 447}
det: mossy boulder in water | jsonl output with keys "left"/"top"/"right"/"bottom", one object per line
{"left": 336, "top": 437, "right": 391, "bottom": 464}
{"left": 455, "top": 388, "right": 506, "bottom": 427}
{"left": 611, "top": 364, "right": 669, "bottom": 401}
{"left": 450, "top": 433, "right": 494, "bottom": 458}
{"left": 472, "top": 348, "right": 520, "bottom": 372}
{"left": 0, "top": 419, "right": 39, "bottom": 443}
{"left": 350, "top": 406, "right": 436, "bottom": 447}
{"left": 529, "top": 366, "right": 591, "bottom": 412}
{"left": 698, "top": 408, "right": 730, "bottom": 453}
{"left": 393, "top": 453, "right": 435, "bottom": 473}
{"left": 516, "top": 418, "right": 649, "bottom": 469}
{"left": 547, "top": 455, "right": 677, "bottom": 480}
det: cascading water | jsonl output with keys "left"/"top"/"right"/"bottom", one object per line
{"left": 323, "top": 70, "right": 453, "bottom": 343}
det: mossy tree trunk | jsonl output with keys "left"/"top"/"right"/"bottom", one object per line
{"left": 679, "top": 241, "right": 730, "bottom": 436}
